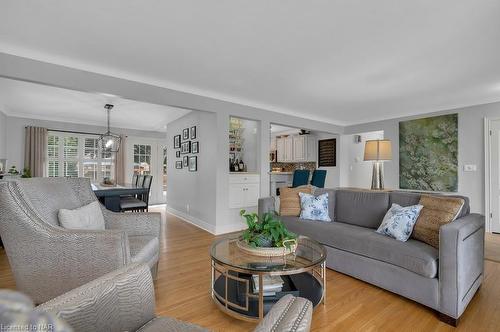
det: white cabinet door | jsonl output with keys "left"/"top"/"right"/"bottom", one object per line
{"left": 293, "top": 136, "right": 306, "bottom": 161}
{"left": 244, "top": 183, "right": 260, "bottom": 207}
{"left": 284, "top": 136, "right": 294, "bottom": 161}
{"left": 229, "top": 183, "right": 246, "bottom": 208}
{"left": 276, "top": 138, "right": 285, "bottom": 162}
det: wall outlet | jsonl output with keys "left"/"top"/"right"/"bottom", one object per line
{"left": 463, "top": 164, "right": 477, "bottom": 172}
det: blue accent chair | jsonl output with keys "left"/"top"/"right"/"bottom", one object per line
{"left": 310, "top": 169, "right": 327, "bottom": 188}
{"left": 292, "top": 170, "right": 310, "bottom": 188}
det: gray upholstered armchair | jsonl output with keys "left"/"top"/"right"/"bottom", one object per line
{"left": 0, "top": 177, "right": 161, "bottom": 304}
{"left": 0, "top": 263, "right": 312, "bottom": 332}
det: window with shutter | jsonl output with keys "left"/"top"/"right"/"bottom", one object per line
{"left": 47, "top": 132, "right": 115, "bottom": 181}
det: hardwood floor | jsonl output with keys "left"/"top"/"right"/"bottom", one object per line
{"left": 485, "top": 233, "right": 500, "bottom": 263}
{"left": 1, "top": 207, "right": 499, "bottom": 331}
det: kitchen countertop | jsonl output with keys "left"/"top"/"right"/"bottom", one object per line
{"left": 229, "top": 172, "right": 260, "bottom": 175}
{"left": 268, "top": 171, "right": 293, "bottom": 175}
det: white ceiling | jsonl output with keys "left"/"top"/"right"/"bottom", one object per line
{"left": 0, "top": 78, "right": 190, "bottom": 131}
{"left": 1, "top": 1, "right": 500, "bottom": 125}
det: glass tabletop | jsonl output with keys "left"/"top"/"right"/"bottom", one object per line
{"left": 210, "top": 234, "right": 326, "bottom": 273}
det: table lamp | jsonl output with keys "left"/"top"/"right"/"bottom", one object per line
{"left": 363, "top": 139, "right": 392, "bottom": 190}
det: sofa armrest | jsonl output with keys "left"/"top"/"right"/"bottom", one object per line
{"left": 258, "top": 196, "right": 276, "bottom": 217}
{"left": 254, "top": 295, "right": 312, "bottom": 332}
{"left": 439, "top": 213, "right": 485, "bottom": 319}
{"left": 37, "top": 263, "right": 156, "bottom": 332}
{"left": 102, "top": 208, "right": 161, "bottom": 238}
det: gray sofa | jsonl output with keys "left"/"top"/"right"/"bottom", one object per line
{"left": 0, "top": 178, "right": 161, "bottom": 304}
{"left": 0, "top": 263, "right": 313, "bottom": 332}
{"left": 259, "top": 188, "right": 485, "bottom": 326}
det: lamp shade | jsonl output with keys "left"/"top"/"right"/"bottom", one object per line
{"left": 364, "top": 139, "right": 392, "bottom": 161}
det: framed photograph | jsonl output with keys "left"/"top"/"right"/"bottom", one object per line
{"left": 183, "top": 156, "right": 189, "bottom": 167}
{"left": 174, "top": 135, "right": 181, "bottom": 149}
{"left": 192, "top": 141, "right": 199, "bottom": 154}
{"left": 180, "top": 141, "right": 191, "bottom": 154}
{"left": 176, "top": 150, "right": 180, "bottom": 158}
{"left": 182, "top": 128, "right": 189, "bottom": 140}
{"left": 175, "top": 161, "right": 182, "bottom": 169}
{"left": 188, "top": 156, "right": 197, "bottom": 172}
{"left": 190, "top": 126, "right": 197, "bottom": 139}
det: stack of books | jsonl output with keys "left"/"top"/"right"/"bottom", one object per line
{"left": 252, "top": 275, "right": 284, "bottom": 296}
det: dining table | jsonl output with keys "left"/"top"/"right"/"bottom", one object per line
{"left": 92, "top": 183, "right": 148, "bottom": 212}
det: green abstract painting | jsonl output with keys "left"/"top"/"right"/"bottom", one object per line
{"left": 399, "top": 114, "right": 458, "bottom": 192}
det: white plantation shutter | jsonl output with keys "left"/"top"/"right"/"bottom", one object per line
{"left": 63, "top": 136, "right": 79, "bottom": 177}
{"left": 47, "top": 135, "right": 59, "bottom": 177}
{"left": 47, "top": 132, "right": 114, "bottom": 181}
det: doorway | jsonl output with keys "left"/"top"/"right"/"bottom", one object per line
{"left": 125, "top": 137, "right": 166, "bottom": 205}
{"left": 486, "top": 118, "right": 500, "bottom": 233}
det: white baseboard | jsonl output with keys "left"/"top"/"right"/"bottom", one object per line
{"left": 166, "top": 206, "right": 216, "bottom": 234}
{"left": 216, "top": 222, "right": 247, "bottom": 235}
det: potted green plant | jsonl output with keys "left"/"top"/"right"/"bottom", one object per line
{"left": 237, "top": 210, "right": 298, "bottom": 256}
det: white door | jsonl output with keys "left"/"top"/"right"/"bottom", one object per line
{"left": 491, "top": 120, "right": 500, "bottom": 233}
{"left": 126, "top": 137, "right": 166, "bottom": 205}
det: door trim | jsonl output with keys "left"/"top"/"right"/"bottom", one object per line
{"left": 484, "top": 117, "right": 500, "bottom": 233}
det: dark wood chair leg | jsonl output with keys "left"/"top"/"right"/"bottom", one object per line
{"left": 438, "top": 313, "right": 459, "bottom": 327}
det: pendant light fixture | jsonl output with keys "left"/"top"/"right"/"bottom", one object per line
{"left": 98, "top": 104, "right": 121, "bottom": 155}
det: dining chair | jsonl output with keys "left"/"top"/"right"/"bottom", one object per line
{"left": 132, "top": 173, "right": 138, "bottom": 186}
{"left": 120, "top": 175, "right": 153, "bottom": 212}
{"left": 310, "top": 169, "right": 327, "bottom": 188}
{"left": 292, "top": 169, "right": 310, "bottom": 188}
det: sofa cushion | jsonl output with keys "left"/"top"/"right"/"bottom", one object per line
{"left": 389, "top": 191, "right": 470, "bottom": 219}
{"left": 412, "top": 195, "right": 465, "bottom": 248}
{"left": 376, "top": 203, "right": 423, "bottom": 242}
{"left": 335, "top": 189, "right": 389, "bottom": 228}
{"left": 313, "top": 188, "right": 336, "bottom": 221}
{"left": 58, "top": 201, "right": 105, "bottom": 230}
{"left": 280, "top": 187, "right": 312, "bottom": 216}
{"left": 299, "top": 192, "right": 331, "bottom": 222}
{"left": 281, "top": 216, "right": 438, "bottom": 278}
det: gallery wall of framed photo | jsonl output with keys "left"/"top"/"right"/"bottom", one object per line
{"left": 174, "top": 125, "right": 198, "bottom": 172}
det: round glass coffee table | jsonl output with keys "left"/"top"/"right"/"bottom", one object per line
{"left": 210, "top": 235, "right": 326, "bottom": 322}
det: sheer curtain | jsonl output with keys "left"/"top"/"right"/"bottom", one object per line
{"left": 114, "top": 135, "right": 126, "bottom": 183}
{"left": 24, "top": 126, "right": 48, "bottom": 177}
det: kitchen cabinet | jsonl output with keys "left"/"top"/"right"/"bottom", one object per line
{"left": 229, "top": 173, "right": 260, "bottom": 208}
{"left": 276, "top": 135, "right": 316, "bottom": 162}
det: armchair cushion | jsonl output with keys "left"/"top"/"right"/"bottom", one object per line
{"left": 58, "top": 201, "right": 105, "bottom": 230}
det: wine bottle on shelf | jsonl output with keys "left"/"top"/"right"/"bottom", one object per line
{"left": 234, "top": 159, "right": 239, "bottom": 172}
{"left": 239, "top": 159, "right": 244, "bottom": 172}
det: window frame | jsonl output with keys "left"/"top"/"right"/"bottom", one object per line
{"left": 47, "top": 131, "right": 115, "bottom": 181}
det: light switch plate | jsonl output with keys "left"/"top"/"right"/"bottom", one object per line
{"left": 463, "top": 164, "right": 477, "bottom": 172}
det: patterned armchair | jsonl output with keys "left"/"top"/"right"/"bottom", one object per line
{"left": 0, "top": 177, "right": 161, "bottom": 304}
{"left": 0, "top": 263, "right": 313, "bottom": 332}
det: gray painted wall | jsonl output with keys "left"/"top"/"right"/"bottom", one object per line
{"left": 343, "top": 101, "right": 500, "bottom": 214}
{"left": 166, "top": 111, "right": 218, "bottom": 232}
{"left": 339, "top": 131, "right": 384, "bottom": 188}
{"left": 0, "top": 109, "right": 6, "bottom": 160}
{"left": 5, "top": 115, "right": 165, "bottom": 171}
{"left": 314, "top": 132, "right": 341, "bottom": 188}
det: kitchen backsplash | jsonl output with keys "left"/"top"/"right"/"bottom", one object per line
{"left": 270, "top": 162, "right": 317, "bottom": 172}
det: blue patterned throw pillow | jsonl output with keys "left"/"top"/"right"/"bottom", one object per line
{"left": 299, "top": 192, "right": 331, "bottom": 222}
{"left": 376, "top": 203, "right": 423, "bottom": 241}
